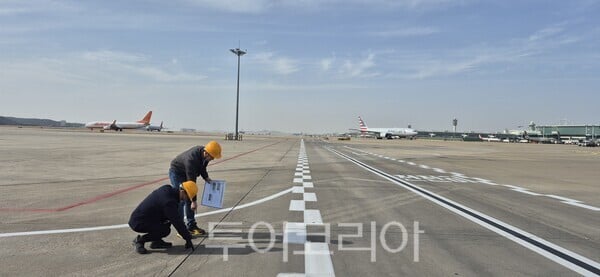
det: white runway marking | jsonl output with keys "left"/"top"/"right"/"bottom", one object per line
{"left": 289, "top": 200, "right": 305, "bottom": 211}
{"left": 303, "top": 182, "right": 314, "bottom": 188}
{"left": 329, "top": 147, "right": 600, "bottom": 276}
{"left": 0, "top": 188, "right": 293, "bottom": 238}
{"left": 343, "top": 145, "right": 599, "bottom": 211}
{"left": 292, "top": 186, "right": 305, "bottom": 193}
{"left": 565, "top": 202, "right": 600, "bottom": 211}
{"left": 502, "top": 185, "right": 542, "bottom": 196}
{"left": 433, "top": 168, "right": 446, "bottom": 173}
{"left": 284, "top": 222, "right": 307, "bottom": 244}
{"left": 303, "top": 193, "right": 317, "bottom": 202}
{"left": 304, "top": 210, "right": 323, "bottom": 224}
{"left": 305, "top": 242, "right": 336, "bottom": 276}
{"left": 546, "top": 195, "right": 580, "bottom": 202}
{"left": 281, "top": 139, "right": 335, "bottom": 276}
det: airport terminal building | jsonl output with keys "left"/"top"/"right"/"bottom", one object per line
{"left": 534, "top": 124, "right": 600, "bottom": 139}
{"left": 505, "top": 122, "right": 600, "bottom": 139}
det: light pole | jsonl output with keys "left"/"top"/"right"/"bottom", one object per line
{"left": 230, "top": 47, "right": 246, "bottom": 140}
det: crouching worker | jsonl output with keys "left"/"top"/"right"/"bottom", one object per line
{"left": 128, "top": 181, "right": 198, "bottom": 254}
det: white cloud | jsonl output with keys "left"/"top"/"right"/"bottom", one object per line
{"left": 180, "top": 0, "right": 464, "bottom": 13}
{"left": 253, "top": 40, "right": 268, "bottom": 46}
{"left": 82, "top": 50, "right": 147, "bottom": 63}
{"left": 0, "top": 0, "right": 79, "bottom": 16}
{"left": 183, "top": 0, "right": 273, "bottom": 13}
{"left": 339, "top": 53, "right": 380, "bottom": 78}
{"left": 80, "top": 50, "right": 206, "bottom": 82}
{"left": 402, "top": 56, "right": 487, "bottom": 79}
{"left": 0, "top": 7, "right": 29, "bottom": 16}
{"left": 528, "top": 26, "right": 565, "bottom": 42}
{"left": 370, "top": 27, "right": 439, "bottom": 37}
{"left": 126, "top": 65, "right": 205, "bottom": 82}
{"left": 252, "top": 52, "right": 300, "bottom": 75}
{"left": 389, "top": 23, "right": 585, "bottom": 79}
{"left": 0, "top": 50, "right": 206, "bottom": 88}
{"left": 320, "top": 57, "right": 334, "bottom": 71}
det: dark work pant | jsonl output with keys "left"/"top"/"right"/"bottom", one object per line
{"left": 169, "top": 169, "right": 196, "bottom": 228}
{"left": 129, "top": 220, "right": 171, "bottom": 242}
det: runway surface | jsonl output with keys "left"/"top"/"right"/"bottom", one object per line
{"left": 0, "top": 127, "right": 598, "bottom": 276}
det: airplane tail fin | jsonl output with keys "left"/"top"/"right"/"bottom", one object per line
{"left": 358, "top": 116, "right": 368, "bottom": 132}
{"left": 137, "top": 111, "right": 152, "bottom": 125}
{"left": 160, "top": 121, "right": 163, "bottom": 128}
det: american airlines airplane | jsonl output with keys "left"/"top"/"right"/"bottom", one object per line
{"left": 351, "top": 116, "right": 418, "bottom": 139}
{"left": 85, "top": 111, "right": 152, "bottom": 131}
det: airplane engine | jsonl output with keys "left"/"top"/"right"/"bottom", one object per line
{"left": 104, "top": 124, "right": 121, "bottom": 131}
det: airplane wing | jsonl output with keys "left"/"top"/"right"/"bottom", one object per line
{"left": 349, "top": 129, "right": 380, "bottom": 135}
{"left": 348, "top": 129, "right": 382, "bottom": 138}
{"left": 104, "top": 120, "right": 119, "bottom": 131}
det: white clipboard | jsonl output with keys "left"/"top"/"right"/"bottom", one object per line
{"left": 200, "top": 180, "right": 226, "bottom": 209}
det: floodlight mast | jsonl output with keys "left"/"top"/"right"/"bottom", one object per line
{"left": 230, "top": 48, "right": 246, "bottom": 140}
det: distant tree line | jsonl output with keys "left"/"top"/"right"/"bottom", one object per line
{"left": 0, "top": 116, "right": 84, "bottom": 127}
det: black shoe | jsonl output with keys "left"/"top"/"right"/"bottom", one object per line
{"left": 188, "top": 225, "right": 207, "bottom": 236}
{"left": 149, "top": 239, "right": 173, "bottom": 249}
{"left": 132, "top": 235, "right": 148, "bottom": 254}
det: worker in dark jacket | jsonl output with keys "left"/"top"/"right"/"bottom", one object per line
{"left": 129, "top": 181, "right": 197, "bottom": 254}
{"left": 169, "top": 141, "right": 222, "bottom": 236}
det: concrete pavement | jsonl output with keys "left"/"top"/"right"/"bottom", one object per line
{"left": 0, "top": 127, "right": 598, "bottom": 276}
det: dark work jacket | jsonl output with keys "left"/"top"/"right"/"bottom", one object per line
{"left": 129, "top": 185, "right": 192, "bottom": 241}
{"left": 170, "top": 146, "right": 210, "bottom": 183}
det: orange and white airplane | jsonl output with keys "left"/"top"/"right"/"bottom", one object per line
{"left": 85, "top": 111, "right": 152, "bottom": 131}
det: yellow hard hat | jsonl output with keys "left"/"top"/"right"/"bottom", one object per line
{"left": 205, "top": 141, "right": 222, "bottom": 159}
{"left": 181, "top": 181, "right": 198, "bottom": 199}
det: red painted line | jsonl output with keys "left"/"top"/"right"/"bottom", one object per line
{"left": 0, "top": 140, "right": 285, "bottom": 213}
{"left": 54, "top": 177, "right": 170, "bottom": 212}
{"left": 0, "top": 208, "right": 58, "bottom": 212}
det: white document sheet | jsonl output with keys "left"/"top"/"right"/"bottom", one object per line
{"left": 201, "top": 180, "right": 226, "bottom": 209}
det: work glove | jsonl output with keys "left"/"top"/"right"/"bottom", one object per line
{"left": 185, "top": 239, "right": 194, "bottom": 250}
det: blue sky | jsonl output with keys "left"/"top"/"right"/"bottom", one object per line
{"left": 1, "top": 0, "right": 599, "bottom": 133}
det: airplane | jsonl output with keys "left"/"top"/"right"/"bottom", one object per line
{"left": 146, "top": 121, "right": 164, "bottom": 132}
{"left": 478, "top": 134, "right": 501, "bottom": 142}
{"left": 85, "top": 111, "right": 152, "bottom": 131}
{"left": 522, "top": 131, "right": 559, "bottom": 144}
{"left": 350, "top": 116, "right": 418, "bottom": 139}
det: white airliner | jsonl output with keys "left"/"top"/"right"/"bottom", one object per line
{"left": 85, "top": 111, "right": 152, "bottom": 131}
{"left": 146, "top": 121, "right": 164, "bottom": 132}
{"left": 523, "top": 131, "right": 558, "bottom": 144}
{"left": 478, "top": 134, "right": 501, "bottom": 142}
{"left": 351, "top": 116, "right": 418, "bottom": 139}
